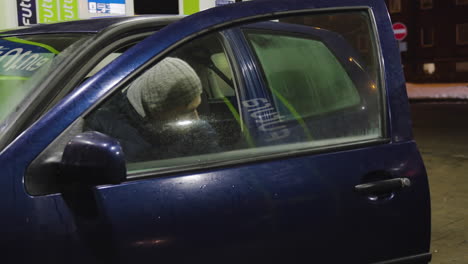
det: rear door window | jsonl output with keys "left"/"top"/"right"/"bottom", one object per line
{"left": 242, "top": 14, "right": 383, "bottom": 145}
{"left": 245, "top": 32, "right": 361, "bottom": 118}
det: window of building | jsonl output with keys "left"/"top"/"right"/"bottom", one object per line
{"left": 421, "top": 0, "right": 433, "bottom": 9}
{"left": 389, "top": 0, "right": 402, "bottom": 13}
{"left": 421, "top": 27, "right": 435, "bottom": 47}
{"left": 455, "top": 0, "right": 468, "bottom": 5}
{"left": 423, "top": 63, "right": 436, "bottom": 75}
{"left": 456, "top": 23, "right": 468, "bottom": 45}
{"left": 456, "top": 62, "right": 468, "bottom": 72}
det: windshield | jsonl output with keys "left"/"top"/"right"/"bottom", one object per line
{"left": 0, "top": 34, "right": 91, "bottom": 131}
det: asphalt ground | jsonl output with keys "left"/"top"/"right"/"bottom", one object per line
{"left": 410, "top": 102, "right": 468, "bottom": 264}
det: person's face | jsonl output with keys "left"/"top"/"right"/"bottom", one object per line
{"left": 154, "top": 95, "right": 202, "bottom": 123}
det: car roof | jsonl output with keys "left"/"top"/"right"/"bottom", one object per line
{"left": 0, "top": 15, "right": 183, "bottom": 36}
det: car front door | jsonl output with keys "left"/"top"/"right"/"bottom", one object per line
{"left": 4, "top": 1, "right": 430, "bottom": 264}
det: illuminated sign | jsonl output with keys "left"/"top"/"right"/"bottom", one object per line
{"left": 88, "top": 0, "right": 126, "bottom": 14}
{"left": 37, "top": 0, "right": 79, "bottom": 23}
{"left": 215, "top": 0, "right": 234, "bottom": 6}
{"left": 16, "top": 0, "right": 38, "bottom": 26}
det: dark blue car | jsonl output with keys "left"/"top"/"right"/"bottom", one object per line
{"left": 0, "top": 0, "right": 430, "bottom": 263}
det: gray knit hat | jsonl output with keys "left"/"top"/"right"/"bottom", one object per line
{"left": 127, "top": 57, "right": 202, "bottom": 118}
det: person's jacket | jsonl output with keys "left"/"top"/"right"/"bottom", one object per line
{"left": 85, "top": 91, "right": 219, "bottom": 162}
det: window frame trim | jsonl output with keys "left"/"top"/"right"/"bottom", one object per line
{"left": 214, "top": 32, "right": 249, "bottom": 134}
{"left": 126, "top": 137, "right": 390, "bottom": 180}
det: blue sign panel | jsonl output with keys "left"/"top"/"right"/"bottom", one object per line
{"left": 215, "top": 0, "right": 235, "bottom": 6}
{"left": 89, "top": 0, "right": 126, "bottom": 14}
{"left": 16, "top": 0, "right": 38, "bottom": 26}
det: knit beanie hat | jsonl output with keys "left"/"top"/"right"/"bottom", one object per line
{"left": 127, "top": 57, "right": 202, "bottom": 118}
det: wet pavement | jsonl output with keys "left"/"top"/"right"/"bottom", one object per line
{"left": 411, "top": 102, "right": 468, "bottom": 264}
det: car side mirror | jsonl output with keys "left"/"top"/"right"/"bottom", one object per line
{"left": 61, "top": 131, "right": 126, "bottom": 187}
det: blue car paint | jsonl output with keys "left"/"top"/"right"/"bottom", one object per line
{"left": 0, "top": 0, "right": 429, "bottom": 263}
{"left": 61, "top": 131, "right": 126, "bottom": 185}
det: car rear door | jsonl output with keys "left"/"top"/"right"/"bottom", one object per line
{"left": 8, "top": 1, "right": 430, "bottom": 264}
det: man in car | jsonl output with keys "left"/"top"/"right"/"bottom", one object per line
{"left": 85, "top": 57, "right": 219, "bottom": 162}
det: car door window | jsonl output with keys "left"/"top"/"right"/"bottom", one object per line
{"left": 246, "top": 32, "right": 361, "bottom": 118}
{"left": 29, "top": 10, "right": 384, "bottom": 184}
{"left": 26, "top": 31, "right": 246, "bottom": 195}
{"left": 241, "top": 13, "right": 382, "bottom": 145}
{"left": 84, "top": 12, "right": 382, "bottom": 173}
{"left": 83, "top": 32, "right": 246, "bottom": 169}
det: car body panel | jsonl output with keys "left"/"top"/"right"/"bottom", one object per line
{"left": 0, "top": 0, "right": 429, "bottom": 263}
{"left": 58, "top": 141, "right": 428, "bottom": 263}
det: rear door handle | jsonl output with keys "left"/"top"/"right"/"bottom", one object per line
{"left": 354, "top": 178, "right": 411, "bottom": 195}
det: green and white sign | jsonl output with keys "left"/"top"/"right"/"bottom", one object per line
{"left": 180, "top": 0, "right": 246, "bottom": 15}
{"left": 38, "top": 0, "right": 79, "bottom": 23}
{"left": 182, "top": 0, "right": 200, "bottom": 15}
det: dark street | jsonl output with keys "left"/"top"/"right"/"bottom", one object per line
{"left": 411, "top": 102, "right": 468, "bottom": 264}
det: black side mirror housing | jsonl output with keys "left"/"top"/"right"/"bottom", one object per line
{"left": 61, "top": 131, "right": 126, "bottom": 187}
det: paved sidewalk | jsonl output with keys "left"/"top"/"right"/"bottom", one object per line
{"left": 411, "top": 103, "right": 468, "bottom": 264}
{"left": 407, "top": 83, "right": 468, "bottom": 100}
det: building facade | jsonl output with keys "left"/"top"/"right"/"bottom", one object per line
{"left": 386, "top": 0, "right": 468, "bottom": 82}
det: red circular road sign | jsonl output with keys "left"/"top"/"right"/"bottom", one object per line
{"left": 393, "top": 22, "right": 408, "bottom": 41}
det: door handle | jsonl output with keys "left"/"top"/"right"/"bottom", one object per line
{"left": 354, "top": 177, "right": 411, "bottom": 196}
